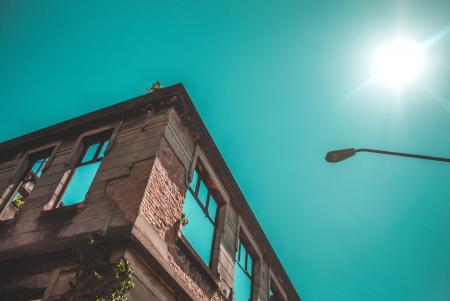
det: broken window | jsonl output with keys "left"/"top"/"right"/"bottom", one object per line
{"left": 181, "top": 168, "right": 218, "bottom": 267}
{"left": 0, "top": 150, "right": 51, "bottom": 220}
{"left": 58, "top": 133, "right": 110, "bottom": 206}
{"left": 234, "top": 238, "right": 253, "bottom": 301}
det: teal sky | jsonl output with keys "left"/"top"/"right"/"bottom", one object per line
{"left": 1, "top": 1, "right": 449, "bottom": 300}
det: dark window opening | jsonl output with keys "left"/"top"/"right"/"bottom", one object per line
{"left": 58, "top": 132, "right": 110, "bottom": 207}
{"left": 182, "top": 167, "right": 218, "bottom": 267}
{"left": 234, "top": 238, "right": 253, "bottom": 301}
{"left": 0, "top": 150, "right": 51, "bottom": 220}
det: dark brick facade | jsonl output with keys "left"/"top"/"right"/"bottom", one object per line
{"left": 0, "top": 84, "right": 300, "bottom": 301}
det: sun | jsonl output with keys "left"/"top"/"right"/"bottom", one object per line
{"left": 372, "top": 38, "right": 425, "bottom": 88}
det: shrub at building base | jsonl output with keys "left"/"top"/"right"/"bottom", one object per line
{"left": 57, "top": 235, "right": 135, "bottom": 301}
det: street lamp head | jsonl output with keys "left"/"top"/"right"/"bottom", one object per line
{"left": 325, "top": 148, "right": 356, "bottom": 163}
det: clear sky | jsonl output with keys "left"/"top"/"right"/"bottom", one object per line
{"left": 1, "top": 1, "right": 449, "bottom": 300}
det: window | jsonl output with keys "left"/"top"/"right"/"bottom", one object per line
{"left": 234, "top": 238, "right": 253, "bottom": 301}
{"left": 269, "top": 277, "right": 285, "bottom": 301}
{"left": 0, "top": 150, "right": 51, "bottom": 220}
{"left": 57, "top": 133, "right": 110, "bottom": 207}
{"left": 181, "top": 168, "right": 218, "bottom": 267}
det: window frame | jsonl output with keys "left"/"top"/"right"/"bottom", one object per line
{"left": 186, "top": 167, "right": 218, "bottom": 226}
{"left": 0, "top": 146, "right": 55, "bottom": 219}
{"left": 53, "top": 130, "right": 112, "bottom": 208}
{"left": 236, "top": 238, "right": 254, "bottom": 279}
{"left": 178, "top": 144, "right": 232, "bottom": 276}
{"left": 234, "top": 234, "right": 255, "bottom": 301}
{"left": 76, "top": 133, "right": 110, "bottom": 167}
{"left": 182, "top": 163, "right": 220, "bottom": 268}
{"left": 9, "top": 150, "right": 50, "bottom": 201}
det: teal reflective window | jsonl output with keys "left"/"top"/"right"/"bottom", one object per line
{"left": 234, "top": 239, "right": 253, "bottom": 301}
{"left": 31, "top": 157, "right": 49, "bottom": 177}
{"left": 190, "top": 169, "right": 199, "bottom": 191}
{"left": 247, "top": 253, "right": 253, "bottom": 274}
{"left": 60, "top": 162, "right": 101, "bottom": 206}
{"left": 98, "top": 140, "right": 109, "bottom": 158}
{"left": 208, "top": 195, "right": 217, "bottom": 222}
{"left": 182, "top": 189, "right": 215, "bottom": 264}
{"left": 234, "top": 264, "right": 252, "bottom": 301}
{"left": 237, "top": 240, "right": 252, "bottom": 275}
{"left": 58, "top": 135, "right": 110, "bottom": 207}
{"left": 181, "top": 168, "right": 219, "bottom": 267}
{"left": 197, "top": 180, "right": 208, "bottom": 206}
{"left": 82, "top": 143, "right": 100, "bottom": 163}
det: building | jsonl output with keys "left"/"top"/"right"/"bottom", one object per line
{"left": 0, "top": 84, "right": 301, "bottom": 301}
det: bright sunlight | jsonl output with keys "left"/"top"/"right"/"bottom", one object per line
{"left": 372, "top": 38, "right": 426, "bottom": 88}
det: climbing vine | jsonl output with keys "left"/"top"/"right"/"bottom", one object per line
{"left": 58, "top": 235, "right": 135, "bottom": 301}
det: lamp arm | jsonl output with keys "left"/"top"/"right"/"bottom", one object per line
{"left": 355, "top": 148, "right": 450, "bottom": 163}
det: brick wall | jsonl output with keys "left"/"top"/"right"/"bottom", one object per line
{"left": 140, "top": 139, "right": 184, "bottom": 239}
{"left": 139, "top": 137, "right": 225, "bottom": 301}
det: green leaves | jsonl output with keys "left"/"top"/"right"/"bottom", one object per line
{"left": 12, "top": 193, "right": 25, "bottom": 208}
{"left": 146, "top": 81, "right": 162, "bottom": 93}
{"left": 180, "top": 212, "right": 189, "bottom": 226}
{"left": 59, "top": 235, "right": 135, "bottom": 301}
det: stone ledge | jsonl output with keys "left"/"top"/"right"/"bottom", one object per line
{"left": 40, "top": 203, "right": 84, "bottom": 218}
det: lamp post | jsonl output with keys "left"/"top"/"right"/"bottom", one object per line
{"left": 325, "top": 148, "right": 450, "bottom": 163}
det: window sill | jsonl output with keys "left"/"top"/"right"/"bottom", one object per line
{"left": 0, "top": 218, "right": 13, "bottom": 224}
{"left": 40, "top": 203, "right": 84, "bottom": 218}
{"left": 176, "top": 230, "right": 220, "bottom": 288}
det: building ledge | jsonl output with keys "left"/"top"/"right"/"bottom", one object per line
{"left": 40, "top": 203, "right": 84, "bottom": 218}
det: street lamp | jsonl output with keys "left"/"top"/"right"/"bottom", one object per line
{"left": 325, "top": 148, "right": 450, "bottom": 163}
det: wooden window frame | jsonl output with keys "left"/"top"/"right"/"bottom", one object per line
{"left": 42, "top": 124, "right": 120, "bottom": 211}
{"left": 182, "top": 162, "right": 220, "bottom": 269}
{"left": 178, "top": 145, "right": 230, "bottom": 275}
{"left": 52, "top": 130, "right": 112, "bottom": 209}
{"left": 0, "top": 143, "right": 58, "bottom": 219}
{"left": 234, "top": 233, "right": 256, "bottom": 301}
{"left": 236, "top": 238, "right": 254, "bottom": 279}
{"left": 186, "top": 167, "right": 218, "bottom": 225}
{"left": 234, "top": 219, "right": 267, "bottom": 301}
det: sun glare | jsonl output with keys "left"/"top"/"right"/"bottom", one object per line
{"left": 372, "top": 38, "right": 425, "bottom": 88}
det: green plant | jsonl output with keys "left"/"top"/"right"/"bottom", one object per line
{"left": 58, "top": 235, "right": 135, "bottom": 301}
{"left": 146, "top": 81, "right": 161, "bottom": 93}
{"left": 180, "top": 212, "right": 189, "bottom": 226}
{"left": 12, "top": 193, "right": 25, "bottom": 208}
